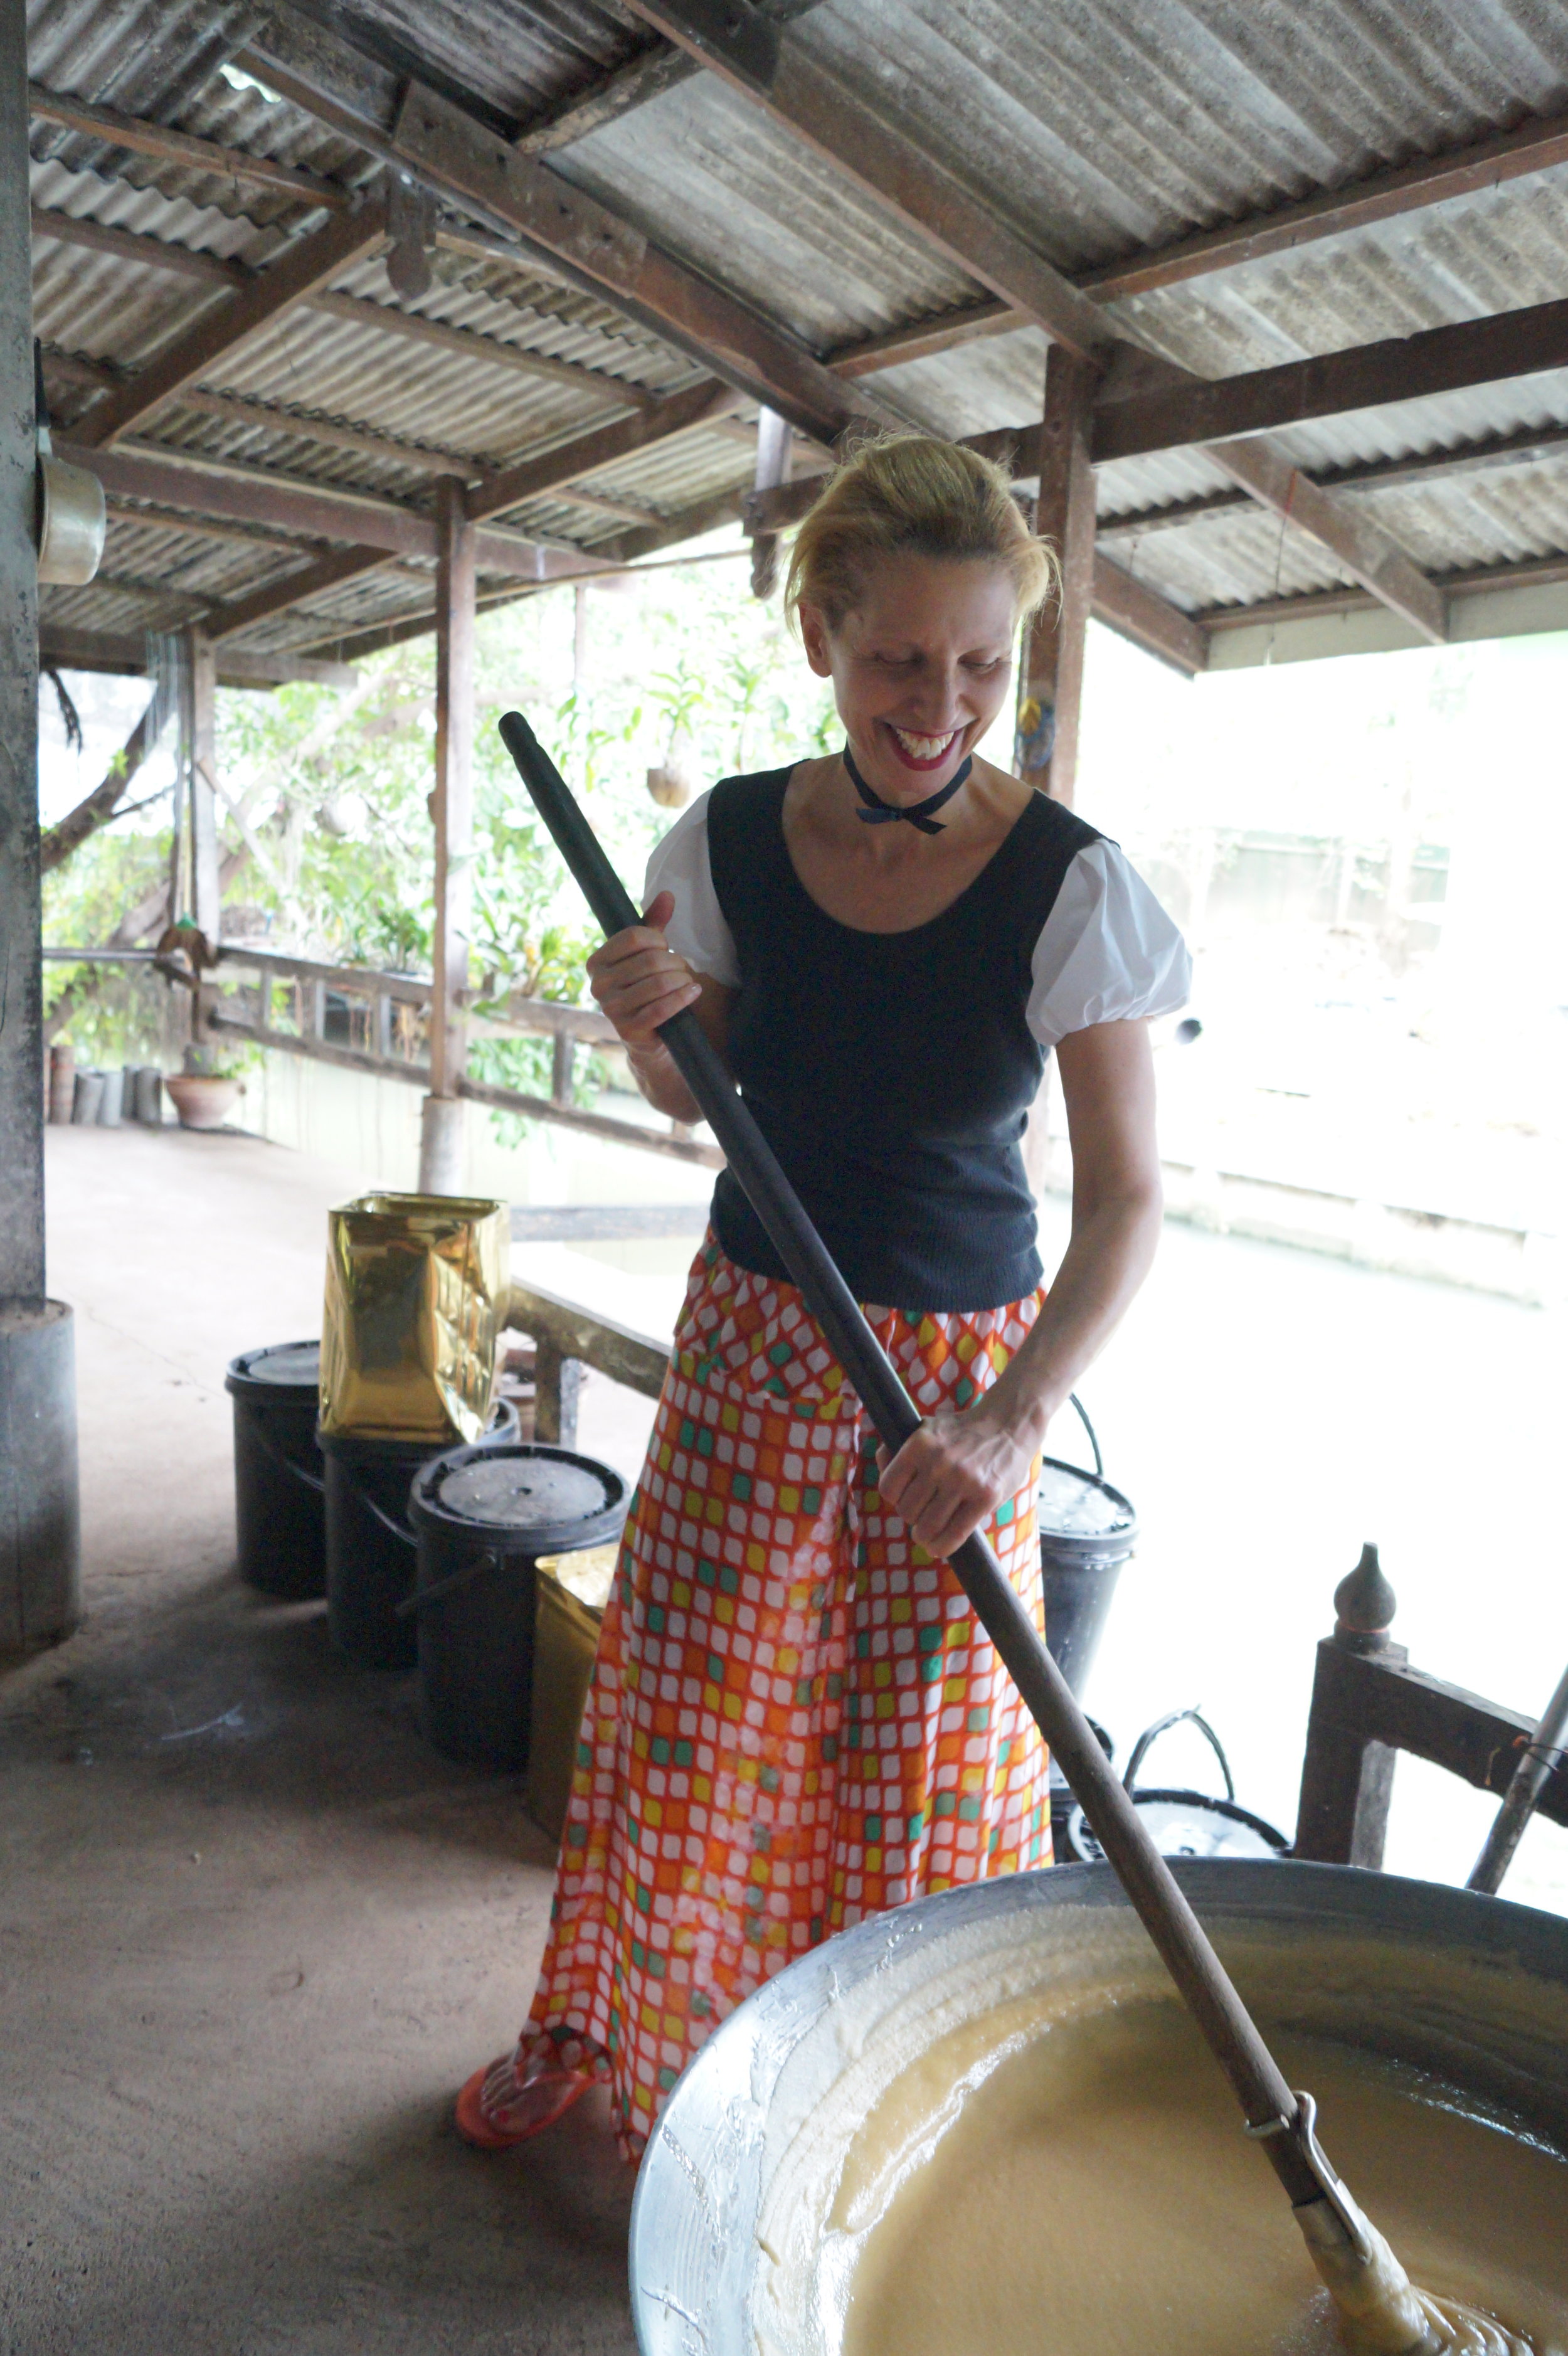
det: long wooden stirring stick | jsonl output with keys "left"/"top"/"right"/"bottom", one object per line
{"left": 499, "top": 708, "right": 1446, "bottom": 2355}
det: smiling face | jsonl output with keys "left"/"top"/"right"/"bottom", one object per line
{"left": 799, "top": 555, "right": 1019, "bottom": 804}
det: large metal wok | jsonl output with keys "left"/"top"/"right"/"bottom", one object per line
{"left": 628, "top": 1860, "right": 1568, "bottom": 2355}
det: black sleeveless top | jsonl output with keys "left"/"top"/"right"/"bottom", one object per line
{"left": 706, "top": 766, "right": 1102, "bottom": 1313}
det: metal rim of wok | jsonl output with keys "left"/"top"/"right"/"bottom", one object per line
{"left": 627, "top": 1859, "right": 1568, "bottom": 2355}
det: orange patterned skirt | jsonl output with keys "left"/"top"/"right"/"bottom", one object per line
{"left": 481, "top": 1235, "right": 1051, "bottom": 2162}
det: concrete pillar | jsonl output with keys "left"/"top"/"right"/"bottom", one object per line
{"left": 417, "top": 475, "right": 475, "bottom": 1196}
{"left": 1016, "top": 344, "right": 1098, "bottom": 807}
{"left": 0, "top": 0, "right": 80, "bottom": 1648}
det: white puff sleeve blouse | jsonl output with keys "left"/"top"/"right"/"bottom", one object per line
{"left": 644, "top": 790, "right": 1190, "bottom": 1046}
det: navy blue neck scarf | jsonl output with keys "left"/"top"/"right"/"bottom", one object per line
{"left": 843, "top": 742, "right": 972, "bottom": 835}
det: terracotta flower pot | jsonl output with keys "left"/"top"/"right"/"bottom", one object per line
{"left": 164, "top": 1073, "right": 242, "bottom": 1131}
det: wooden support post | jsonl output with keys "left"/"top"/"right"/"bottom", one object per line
{"left": 551, "top": 1031, "right": 575, "bottom": 1106}
{"left": 1017, "top": 346, "right": 1097, "bottom": 805}
{"left": 418, "top": 475, "right": 475, "bottom": 1195}
{"left": 188, "top": 629, "right": 220, "bottom": 945}
{"left": 1294, "top": 1545, "right": 1403, "bottom": 1867}
{"left": 748, "top": 406, "right": 793, "bottom": 599}
{"left": 532, "top": 1339, "right": 582, "bottom": 1449}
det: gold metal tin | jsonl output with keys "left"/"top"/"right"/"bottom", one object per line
{"left": 319, "top": 1192, "right": 509, "bottom": 1444}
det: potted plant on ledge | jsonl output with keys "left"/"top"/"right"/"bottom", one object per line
{"left": 164, "top": 1045, "right": 246, "bottom": 1131}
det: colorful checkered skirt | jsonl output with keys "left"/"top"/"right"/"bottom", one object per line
{"left": 494, "top": 1234, "right": 1051, "bottom": 2162}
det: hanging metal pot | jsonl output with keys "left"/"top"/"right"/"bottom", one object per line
{"left": 36, "top": 451, "right": 105, "bottom": 586}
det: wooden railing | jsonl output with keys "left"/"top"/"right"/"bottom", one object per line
{"left": 45, "top": 939, "right": 723, "bottom": 1170}
{"left": 506, "top": 1276, "right": 672, "bottom": 1446}
{"left": 1294, "top": 1546, "right": 1568, "bottom": 1865}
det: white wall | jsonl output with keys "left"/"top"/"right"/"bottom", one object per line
{"left": 242, "top": 1047, "right": 715, "bottom": 1214}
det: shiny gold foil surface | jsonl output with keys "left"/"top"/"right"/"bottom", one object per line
{"left": 319, "top": 1194, "right": 509, "bottom": 1444}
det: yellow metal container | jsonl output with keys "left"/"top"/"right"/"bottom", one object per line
{"left": 319, "top": 1192, "right": 509, "bottom": 1444}
{"left": 526, "top": 1544, "right": 618, "bottom": 1844}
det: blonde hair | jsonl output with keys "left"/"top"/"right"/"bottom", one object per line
{"left": 783, "top": 433, "right": 1056, "bottom": 632}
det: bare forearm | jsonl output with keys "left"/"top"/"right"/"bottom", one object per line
{"left": 988, "top": 1181, "right": 1163, "bottom": 1451}
{"left": 625, "top": 1039, "right": 704, "bottom": 1124}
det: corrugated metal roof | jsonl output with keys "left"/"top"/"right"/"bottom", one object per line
{"left": 1106, "top": 166, "right": 1568, "bottom": 390}
{"left": 27, "top": 0, "right": 361, "bottom": 230}
{"left": 308, "top": 0, "right": 651, "bottom": 127}
{"left": 31, "top": 0, "right": 1568, "bottom": 665}
{"left": 800, "top": 0, "right": 1568, "bottom": 272}
{"left": 559, "top": 72, "right": 975, "bottom": 348}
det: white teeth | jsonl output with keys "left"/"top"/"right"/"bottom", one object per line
{"left": 891, "top": 726, "right": 956, "bottom": 760}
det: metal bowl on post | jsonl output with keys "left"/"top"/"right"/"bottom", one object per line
{"left": 628, "top": 1861, "right": 1568, "bottom": 2355}
{"left": 36, "top": 452, "right": 105, "bottom": 585}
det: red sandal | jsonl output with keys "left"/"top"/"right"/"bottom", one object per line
{"left": 455, "top": 2056, "right": 591, "bottom": 2150}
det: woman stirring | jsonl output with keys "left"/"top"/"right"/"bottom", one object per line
{"left": 457, "top": 435, "right": 1190, "bottom": 2163}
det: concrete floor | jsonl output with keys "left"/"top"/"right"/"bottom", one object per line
{"left": 1, "top": 1125, "right": 636, "bottom": 2356}
{"left": 5, "top": 1121, "right": 1564, "bottom": 2355}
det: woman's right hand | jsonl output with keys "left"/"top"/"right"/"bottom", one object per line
{"left": 586, "top": 890, "right": 702, "bottom": 1048}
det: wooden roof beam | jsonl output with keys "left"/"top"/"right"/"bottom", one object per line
{"left": 389, "top": 83, "right": 885, "bottom": 448}
{"left": 467, "top": 378, "right": 741, "bottom": 520}
{"left": 513, "top": 45, "right": 696, "bottom": 154}
{"left": 1099, "top": 421, "right": 1568, "bottom": 544}
{"left": 58, "top": 438, "right": 609, "bottom": 582}
{"left": 243, "top": 18, "right": 881, "bottom": 443}
{"left": 639, "top": 18, "right": 1443, "bottom": 646}
{"left": 1079, "top": 106, "right": 1568, "bottom": 305}
{"left": 1204, "top": 437, "right": 1445, "bottom": 644}
{"left": 621, "top": 0, "right": 1110, "bottom": 363}
{"left": 244, "top": 36, "right": 880, "bottom": 443}
{"left": 28, "top": 82, "right": 355, "bottom": 211}
{"left": 169, "top": 387, "right": 479, "bottom": 478}
{"left": 31, "top": 206, "right": 248, "bottom": 286}
{"left": 39, "top": 621, "right": 358, "bottom": 686}
{"left": 70, "top": 198, "right": 389, "bottom": 449}
{"left": 828, "top": 299, "right": 1023, "bottom": 379}
{"left": 1202, "top": 546, "right": 1568, "bottom": 635}
{"left": 1090, "top": 556, "right": 1206, "bottom": 676}
{"left": 1094, "top": 295, "right": 1568, "bottom": 462}
{"left": 792, "top": 107, "right": 1568, "bottom": 385}
{"left": 60, "top": 437, "right": 437, "bottom": 553}
{"left": 296, "top": 482, "right": 767, "bottom": 662}
{"left": 201, "top": 548, "right": 398, "bottom": 642}
{"left": 33, "top": 206, "right": 656, "bottom": 420}
{"left": 307, "top": 287, "right": 647, "bottom": 409}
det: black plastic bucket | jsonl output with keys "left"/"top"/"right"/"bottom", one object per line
{"left": 406, "top": 1443, "right": 627, "bottom": 1770}
{"left": 1038, "top": 1397, "right": 1138, "bottom": 1701}
{"left": 225, "top": 1340, "right": 326, "bottom": 1600}
{"left": 320, "top": 1399, "right": 520, "bottom": 1671}
{"left": 1064, "top": 1709, "right": 1290, "bottom": 1864}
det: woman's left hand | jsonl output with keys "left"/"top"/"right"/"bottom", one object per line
{"left": 876, "top": 1404, "right": 1040, "bottom": 1561}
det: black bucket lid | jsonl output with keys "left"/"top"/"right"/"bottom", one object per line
{"left": 409, "top": 1442, "right": 627, "bottom": 1556}
{"left": 225, "top": 1339, "right": 320, "bottom": 1401}
{"left": 1067, "top": 1791, "right": 1288, "bottom": 1864}
{"left": 1037, "top": 1455, "right": 1138, "bottom": 1564}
